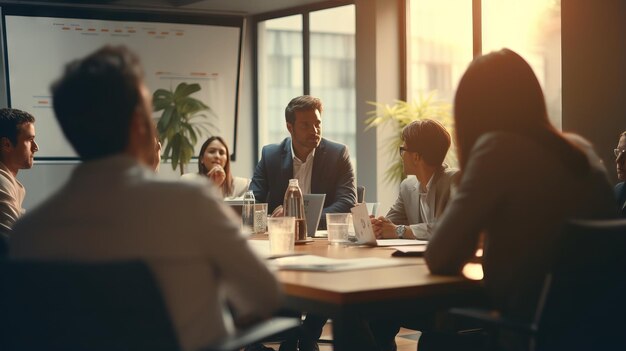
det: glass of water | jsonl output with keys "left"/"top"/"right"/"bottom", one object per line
{"left": 253, "top": 203, "right": 268, "bottom": 234}
{"left": 326, "top": 213, "right": 350, "bottom": 245}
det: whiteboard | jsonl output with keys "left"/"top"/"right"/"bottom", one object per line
{"left": 3, "top": 12, "right": 242, "bottom": 159}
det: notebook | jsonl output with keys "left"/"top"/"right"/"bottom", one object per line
{"left": 303, "top": 194, "right": 326, "bottom": 237}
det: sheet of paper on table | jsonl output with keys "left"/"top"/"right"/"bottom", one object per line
{"left": 269, "top": 254, "right": 414, "bottom": 272}
{"left": 376, "top": 239, "right": 428, "bottom": 246}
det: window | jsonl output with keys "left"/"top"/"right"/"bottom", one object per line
{"left": 257, "top": 5, "right": 356, "bottom": 162}
{"left": 310, "top": 6, "right": 356, "bottom": 159}
{"left": 257, "top": 16, "right": 302, "bottom": 146}
{"left": 407, "top": 0, "right": 473, "bottom": 102}
{"left": 482, "top": 0, "right": 562, "bottom": 128}
{"left": 408, "top": 0, "right": 561, "bottom": 127}
{"left": 407, "top": 0, "right": 473, "bottom": 168}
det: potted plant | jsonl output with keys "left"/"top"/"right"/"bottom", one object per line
{"left": 364, "top": 92, "right": 457, "bottom": 185}
{"left": 153, "top": 82, "right": 216, "bottom": 174}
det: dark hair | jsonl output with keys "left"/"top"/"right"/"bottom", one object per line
{"left": 454, "top": 48, "right": 589, "bottom": 174}
{"left": 51, "top": 45, "right": 144, "bottom": 161}
{"left": 0, "top": 108, "right": 35, "bottom": 145}
{"left": 284, "top": 95, "right": 323, "bottom": 124}
{"left": 197, "top": 136, "right": 234, "bottom": 196}
{"left": 402, "top": 119, "right": 451, "bottom": 167}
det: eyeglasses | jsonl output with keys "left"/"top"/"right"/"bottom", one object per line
{"left": 615, "top": 148, "right": 626, "bottom": 158}
{"left": 399, "top": 146, "right": 414, "bottom": 157}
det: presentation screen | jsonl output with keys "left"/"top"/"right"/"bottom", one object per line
{"left": 2, "top": 9, "right": 243, "bottom": 160}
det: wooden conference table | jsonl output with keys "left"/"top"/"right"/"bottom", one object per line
{"left": 249, "top": 236, "right": 484, "bottom": 350}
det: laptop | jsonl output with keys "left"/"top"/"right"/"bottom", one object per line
{"left": 303, "top": 194, "right": 326, "bottom": 237}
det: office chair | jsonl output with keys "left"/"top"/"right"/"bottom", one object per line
{"left": 0, "top": 260, "right": 299, "bottom": 351}
{"left": 357, "top": 185, "right": 365, "bottom": 203}
{"left": 0, "top": 233, "right": 7, "bottom": 257}
{"left": 448, "top": 219, "right": 626, "bottom": 351}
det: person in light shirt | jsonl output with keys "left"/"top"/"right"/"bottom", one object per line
{"left": 0, "top": 108, "right": 38, "bottom": 241}
{"left": 371, "top": 119, "right": 458, "bottom": 241}
{"left": 10, "top": 45, "right": 280, "bottom": 351}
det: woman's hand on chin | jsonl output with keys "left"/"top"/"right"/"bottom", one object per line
{"left": 207, "top": 165, "right": 226, "bottom": 187}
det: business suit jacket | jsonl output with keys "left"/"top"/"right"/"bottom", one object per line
{"left": 386, "top": 165, "right": 459, "bottom": 240}
{"left": 616, "top": 182, "right": 626, "bottom": 218}
{"left": 250, "top": 137, "right": 356, "bottom": 229}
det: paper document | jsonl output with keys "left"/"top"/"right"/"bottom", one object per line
{"left": 376, "top": 239, "right": 428, "bottom": 246}
{"left": 269, "top": 254, "right": 413, "bottom": 272}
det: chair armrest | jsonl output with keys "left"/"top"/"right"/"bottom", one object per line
{"left": 204, "top": 317, "right": 301, "bottom": 351}
{"left": 448, "top": 307, "right": 538, "bottom": 335}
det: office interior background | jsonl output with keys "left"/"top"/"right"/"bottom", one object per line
{"left": 3, "top": 0, "right": 625, "bottom": 214}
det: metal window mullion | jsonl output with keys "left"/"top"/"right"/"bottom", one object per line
{"left": 303, "top": 12, "right": 310, "bottom": 95}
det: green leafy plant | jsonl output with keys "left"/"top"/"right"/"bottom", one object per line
{"left": 153, "top": 82, "right": 216, "bottom": 174}
{"left": 364, "top": 92, "right": 457, "bottom": 185}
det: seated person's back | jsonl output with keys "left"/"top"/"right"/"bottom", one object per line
{"left": 425, "top": 49, "right": 616, "bottom": 328}
{"left": 9, "top": 46, "right": 280, "bottom": 351}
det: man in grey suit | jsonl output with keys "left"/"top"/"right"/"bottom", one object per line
{"left": 250, "top": 95, "right": 356, "bottom": 229}
{"left": 372, "top": 119, "right": 458, "bottom": 240}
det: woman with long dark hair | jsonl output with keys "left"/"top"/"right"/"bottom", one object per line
{"left": 182, "top": 136, "right": 249, "bottom": 199}
{"left": 425, "top": 49, "right": 615, "bottom": 348}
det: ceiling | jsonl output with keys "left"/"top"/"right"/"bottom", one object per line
{"left": 11, "top": 0, "right": 341, "bottom": 16}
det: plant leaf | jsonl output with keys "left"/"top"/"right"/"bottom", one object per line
{"left": 152, "top": 89, "right": 174, "bottom": 112}
{"left": 364, "top": 91, "right": 456, "bottom": 186}
{"left": 174, "top": 83, "right": 202, "bottom": 98}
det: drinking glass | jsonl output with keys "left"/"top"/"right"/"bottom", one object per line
{"left": 267, "top": 216, "right": 296, "bottom": 255}
{"left": 326, "top": 213, "right": 350, "bottom": 245}
{"left": 253, "top": 203, "right": 268, "bottom": 234}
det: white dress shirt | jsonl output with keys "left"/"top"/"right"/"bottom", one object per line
{"left": 416, "top": 174, "right": 436, "bottom": 236}
{"left": 290, "top": 141, "right": 315, "bottom": 194}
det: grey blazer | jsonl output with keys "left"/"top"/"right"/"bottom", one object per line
{"left": 386, "top": 165, "right": 459, "bottom": 240}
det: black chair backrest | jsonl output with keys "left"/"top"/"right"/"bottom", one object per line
{"left": 357, "top": 185, "right": 365, "bottom": 203}
{"left": 0, "top": 260, "right": 180, "bottom": 351}
{"left": 0, "top": 233, "right": 7, "bottom": 257}
{"left": 539, "top": 219, "right": 626, "bottom": 350}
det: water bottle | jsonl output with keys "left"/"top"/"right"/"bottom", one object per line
{"left": 283, "top": 179, "right": 307, "bottom": 241}
{"left": 241, "top": 190, "right": 255, "bottom": 234}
